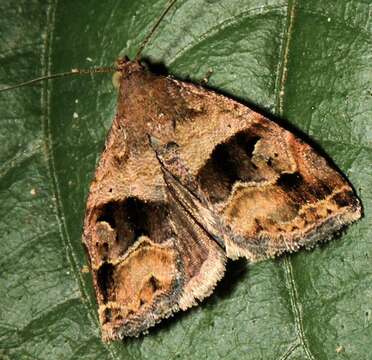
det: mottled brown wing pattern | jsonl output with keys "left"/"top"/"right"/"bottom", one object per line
{"left": 84, "top": 194, "right": 225, "bottom": 341}
{"left": 82, "top": 61, "right": 226, "bottom": 341}
{"left": 82, "top": 60, "right": 361, "bottom": 341}
{"left": 153, "top": 74, "right": 361, "bottom": 262}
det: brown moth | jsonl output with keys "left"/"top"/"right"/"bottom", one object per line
{"left": 0, "top": 1, "right": 361, "bottom": 344}
{"left": 82, "top": 58, "right": 361, "bottom": 341}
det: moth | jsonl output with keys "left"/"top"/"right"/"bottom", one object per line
{"left": 82, "top": 57, "right": 361, "bottom": 341}
{"left": 1, "top": 0, "right": 362, "bottom": 343}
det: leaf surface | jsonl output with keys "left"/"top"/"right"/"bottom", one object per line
{"left": 1, "top": 0, "right": 371, "bottom": 359}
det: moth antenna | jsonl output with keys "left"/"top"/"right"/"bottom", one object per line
{"left": 135, "top": 0, "right": 178, "bottom": 59}
{"left": 0, "top": 66, "right": 116, "bottom": 93}
{"left": 1, "top": 1, "right": 178, "bottom": 93}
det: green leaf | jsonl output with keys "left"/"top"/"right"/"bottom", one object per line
{"left": 1, "top": 0, "right": 371, "bottom": 359}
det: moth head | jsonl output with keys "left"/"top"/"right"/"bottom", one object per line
{"left": 112, "top": 57, "right": 144, "bottom": 90}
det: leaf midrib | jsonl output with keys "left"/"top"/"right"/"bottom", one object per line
{"left": 275, "top": 0, "right": 316, "bottom": 359}
{"left": 39, "top": 0, "right": 119, "bottom": 359}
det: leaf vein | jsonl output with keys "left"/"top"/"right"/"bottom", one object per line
{"left": 275, "top": 0, "right": 296, "bottom": 114}
{"left": 40, "top": 1, "right": 118, "bottom": 358}
{"left": 0, "top": 229, "right": 56, "bottom": 268}
{"left": 0, "top": 141, "right": 42, "bottom": 182}
{"left": 283, "top": 257, "right": 315, "bottom": 360}
{"left": 278, "top": 341, "right": 301, "bottom": 360}
{"left": 274, "top": 3, "right": 317, "bottom": 355}
{"left": 167, "top": 4, "right": 287, "bottom": 66}
{"left": 13, "top": 297, "right": 81, "bottom": 334}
